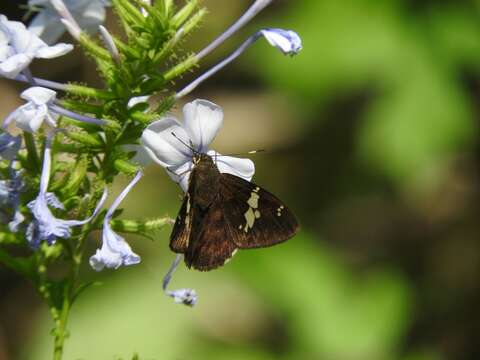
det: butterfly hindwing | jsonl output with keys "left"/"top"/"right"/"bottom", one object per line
{"left": 219, "top": 174, "right": 299, "bottom": 249}
{"left": 184, "top": 201, "right": 238, "bottom": 271}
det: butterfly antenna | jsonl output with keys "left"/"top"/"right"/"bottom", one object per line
{"left": 216, "top": 149, "right": 266, "bottom": 157}
{"left": 171, "top": 132, "right": 197, "bottom": 154}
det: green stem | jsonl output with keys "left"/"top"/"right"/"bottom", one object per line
{"left": 24, "top": 132, "right": 40, "bottom": 172}
{"left": 53, "top": 292, "right": 70, "bottom": 360}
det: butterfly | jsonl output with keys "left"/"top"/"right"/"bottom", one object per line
{"left": 170, "top": 152, "right": 299, "bottom": 271}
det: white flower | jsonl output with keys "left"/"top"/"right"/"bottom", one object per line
{"left": 89, "top": 171, "right": 142, "bottom": 271}
{"left": 260, "top": 28, "right": 302, "bottom": 56}
{"left": 168, "top": 288, "right": 197, "bottom": 307}
{"left": 28, "top": 0, "right": 110, "bottom": 44}
{"left": 141, "top": 99, "right": 255, "bottom": 192}
{"left": 0, "top": 14, "right": 72, "bottom": 78}
{"left": 4, "top": 87, "right": 58, "bottom": 133}
{"left": 27, "top": 135, "right": 107, "bottom": 248}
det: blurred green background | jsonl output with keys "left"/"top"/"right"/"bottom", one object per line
{"left": 2, "top": 0, "right": 480, "bottom": 359}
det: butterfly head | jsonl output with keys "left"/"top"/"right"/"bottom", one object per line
{"left": 192, "top": 152, "right": 214, "bottom": 166}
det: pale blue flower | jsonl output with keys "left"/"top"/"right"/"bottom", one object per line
{"left": 141, "top": 99, "right": 255, "bottom": 192}
{"left": 0, "top": 131, "right": 21, "bottom": 160}
{"left": 28, "top": 0, "right": 110, "bottom": 44}
{"left": 0, "top": 14, "right": 73, "bottom": 78}
{"left": 176, "top": 29, "right": 302, "bottom": 98}
{"left": 162, "top": 254, "right": 197, "bottom": 307}
{"left": 89, "top": 171, "right": 143, "bottom": 271}
{"left": 27, "top": 134, "right": 107, "bottom": 248}
{"left": 4, "top": 87, "right": 58, "bottom": 133}
{"left": 260, "top": 28, "right": 302, "bottom": 55}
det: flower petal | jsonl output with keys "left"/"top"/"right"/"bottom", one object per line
{"left": 13, "top": 103, "right": 46, "bottom": 133}
{"left": 34, "top": 43, "right": 73, "bottom": 58}
{"left": 0, "top": 53, "right": 32, "bottom": 78}
{"left": 183, "top": 99, "right": 223, "bottom": 152}
{"left": 122, "top": 144, "right": 152, "bottom": 167}
{"left": 141, "top": 117, "right": 192, "bottom": 167}
{"left": 21, "top": 86, "right": 57, "bottom": 105}
{"left": 167, "top": 161, "right": 193, "bottom": 193}
{"left": 89, "top": 227, "right": 141, "bottom": 271}
{"left": 207, "top": 151, "right": 255, "bottom": 181}
{"left": 167, "top": 288, "right": 197, "bottom": 307}
{"left": 27, "top": 11, "right": 66, "bottom": 45}
{"left": 260, "top": 28, "right": 302, "bottom": 56}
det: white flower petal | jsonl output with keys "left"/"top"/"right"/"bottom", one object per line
{"left": 167, "top": 161, "right": 193, "bottom": 193}
{"left": 27, "top": 12, "right": 67, "bottom": 46}
{"left": 122, "top": 144, "right": 152, "bottom": 167}
{"left": 89, "top": 226, "right": 141, "bottom": 271}
{"left": 28, "top": 0, "right": 109, "bottom": 44}
{"left": 141, "top": 117, "right": 192, "bottom": 167}
{"left": 260, "top": 28, "right": 302, "bottom": 55}
{"left": 208, "top": 150, "right": 255, "bottom": 181}
{"left": 13, "top": 103, "right": 46, "bottom": 133}
{"left": 183, "top": 99, "right": 223, "bottom": 152}
{"left": 0, "top": 53, "right": 32, "bottom": 78}
{"left": 21, "top": 86, "right": 57, "bottom": 104}
{"left": 35, "top": 43, "right": 73, "bottom": 58}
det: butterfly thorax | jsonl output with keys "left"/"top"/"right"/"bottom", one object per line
{"left": 189, "top": 153, "right": 221, "bottom": 209}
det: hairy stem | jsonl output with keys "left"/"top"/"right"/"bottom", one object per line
{"left": 53, "top": 291, "right": 70, "bottom": 360}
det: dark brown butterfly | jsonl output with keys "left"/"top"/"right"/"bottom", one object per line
{"left": 170, "top": 152, "right": 299, "bottom": 271}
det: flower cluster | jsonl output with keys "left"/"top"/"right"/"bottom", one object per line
{"left": 0, "top": 0, "right": 301, "bottom": 330}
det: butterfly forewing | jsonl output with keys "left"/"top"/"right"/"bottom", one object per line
{"left": 220, "top": 174, "right": 299, "bottom": 249}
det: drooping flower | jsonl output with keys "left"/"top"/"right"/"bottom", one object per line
{"left": 28, "top": 0, "right": 110, "bottom": 44}
{"left": 141, "top": 99, "right": 255, "bottom": 192}
{"left": 260, "top": 28, "right": 302, "bottom": 55}
{"left": 4, "top": 87, "right": 58, "bottom": 133}
{"left": 27, "top": 134, "right": 107, "bottom": 248}
{"left": 0, "top": 14, "right": 73, "bottom": 78}
{"left": 0, "top": 131, "right": 21, "bottom": 160}
{"left": 176, "top": 28, "right": 302, "bottom": 98}
{"left": 89, "top": 171, "right": 142, "bottom": 271}
{"left": 162, "top": 254, "right": 197, "bottom": 307}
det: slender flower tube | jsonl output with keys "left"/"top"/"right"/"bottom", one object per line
{"left": 176, "top": 29, "right": 302, "bottom": 99}
{"left": 89, "top": 172, "right": 143, "bottom": 271}
{"left": 0, "top": 14, "right": 73, "bottom": 79}
{"left": 28, "top": 0, "right": 110, "bottom": 43}
{"left": 141, "top": 99, "right": 255, "bottom": 192}
{"left": 98, "top": 25, "right": 120, "bottom": 63}
{"left": 196, "top": 0, "right": 273, "bottom": 60}
{"left": 27, "top": 133, "right": 108, "bottom": 247}
{"left": 49, "top": 103, "right": 108, "bottom": 127}
{"left": 14, "top": 73, "right": 69, "bottom": 91}
{"left": 163, "top": 254, "right": 197, "bottom": 307}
